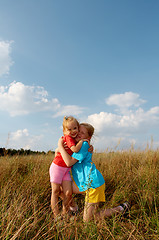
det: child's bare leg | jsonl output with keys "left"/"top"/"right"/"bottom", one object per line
{"left": 59, "top": 183, "right": 79, "bottom": 213}
{"left": 59, "top": 186, "right": 64, "bottom": 200}
{"left": 83, "top": 203, "right": 124, "bottom": 222}
{"left": 72, "top": 181, "right": 82, "bottom": 194}
{"left": 95, "top": 203, "right": 129, "bottom": 220}
{"left": 83, "top": 202, "right": 99, "bottom": 222}
{"left": 62, "top": 180, "right": 72, "bottom": 215}
{"left": 51, "top": 182, "right": 61, "bottom": 217}
{"left": 70, "top": 181, "right": 86, "bottom": 213}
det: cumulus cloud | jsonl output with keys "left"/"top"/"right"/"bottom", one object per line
{"left": 106, "top": 92, "right": 146, "bottom": 109}
{"left": 53, "top": 105, "right": 85, "bottom": 118}
{"left": 86, "top": 92, "right": 159, "bottom": 150}
{"left": 9, "top": 129, "right": 43, "bottom": 150}
{"left": 147, "top": 106, "right": 159, "bottom": 115}
{"left": 87, "top": 112, "right": 121, "bottom": 133}
{"left": 0, "top": 81, "right": 59, "bottom": 116}
{"left": 0, "top": 40, "right": 13, "bottom": 77}
{"left": 88, "top": 108, "right": 159, "bottom": 135}
{"left": 0, "top": 81, "right": 84, "bottom": 117}
{"left": 11, "top": 129, "right": 29, "bottom": 140}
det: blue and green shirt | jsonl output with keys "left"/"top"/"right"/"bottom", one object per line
{"left": 72, "top": 141, "right": 105, "bottom": 192}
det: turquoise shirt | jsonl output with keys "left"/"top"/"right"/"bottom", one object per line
{"left": 72, "top": 141, "right": 105, "bottom": 192}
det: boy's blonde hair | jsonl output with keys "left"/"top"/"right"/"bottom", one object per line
{"left": 80, "top": 123, "right": 94, "bottom": 138}
{"left": 63, "top": 116, "right": 80, "bottom": 132}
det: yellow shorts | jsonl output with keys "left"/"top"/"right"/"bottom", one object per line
{"left": 85, "top": 183, "right": 105, "bottom": 203}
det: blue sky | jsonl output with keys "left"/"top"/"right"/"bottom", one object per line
{"left": 0, "top": 0, "right": 159, "bottom": 152}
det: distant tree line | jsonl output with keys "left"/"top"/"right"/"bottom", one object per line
{"left": 0, "top": 148, "right": 54, "bottom": 156}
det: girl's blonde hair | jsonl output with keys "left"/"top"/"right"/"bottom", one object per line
{"left": 63, "top": 116, "right": 80, "bottom": 132}
{"left": 80, "top": 123, "right": 94, "bottom": 137}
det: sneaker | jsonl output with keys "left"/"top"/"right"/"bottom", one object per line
{"left": 120, "top": 202, "right": 131, "bottom": 217}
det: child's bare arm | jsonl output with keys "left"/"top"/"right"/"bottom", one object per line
{"left": 71, "top": 139, "right": 90, "bottom": 153}
{"left": 55, "top": 141, "right": 70, "bottom": 156}
{"left": 55, "top": 148, "right": 59, "bottom": 157}
{"left": 70, "top": 140, "right": 83, "bottom": 153}
{"left": 88, "top": 144, "right": 94, "bottom": 153}
{"left": 58, "top": 137, "right": 77, "bottom": 167}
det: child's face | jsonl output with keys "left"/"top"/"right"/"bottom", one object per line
{"left": 77, "top": 125, "right": 90, "bottom": 141}
{"left": 64, "top": 120, "right": 79, "bottom": 138}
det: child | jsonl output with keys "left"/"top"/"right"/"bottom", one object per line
{"left": 49, "top": 116, "right": 85, "bottom": 219}
{"left": 58, "top": 123, "right": 130, "bottom": 222}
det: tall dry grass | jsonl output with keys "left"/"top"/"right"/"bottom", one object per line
{"left": 0, "top": 149, "right": 159, "bottom": 239}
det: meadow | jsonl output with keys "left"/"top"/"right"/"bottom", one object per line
{"left": 0, "top": 148, "right": 158, "bottom": 239}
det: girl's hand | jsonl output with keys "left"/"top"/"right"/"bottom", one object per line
{"left": 58, "top": 137, "right": 64, "bottom": 150}
{"left": 88, "top": 144, "right": 94, "bottom": 153}
{"left": 82, "top": 139, "right": 93, "bottom": 153}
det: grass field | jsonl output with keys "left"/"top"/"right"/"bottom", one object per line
{"left": 0, "top": 149, "right": 159, "bottom": 239}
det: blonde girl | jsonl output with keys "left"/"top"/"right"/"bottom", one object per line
{"left": 49, "top": 116, "right": 85, "bottom": 218}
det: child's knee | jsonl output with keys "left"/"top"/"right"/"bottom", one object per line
{"left": 52, "top": 187, "right": 60, "bottom": 196}
{"left": 65, "top": 189, "right": 72, "bottom": 198}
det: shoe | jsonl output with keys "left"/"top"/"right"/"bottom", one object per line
{"left": 120, "top": 202, "right": 131, "bottom": 217}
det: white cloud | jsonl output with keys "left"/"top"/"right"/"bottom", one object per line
{"left": 86, "top": 112, "right": 121, "bottom": 132}
{"left": 106, "top": 92, "right": 146, "bottom": 109}
{"left": 0, "top": 81, "right": 61, "bottom": 116}
{"left": 53, "top": 105, "right": 85, "bottom": 118}
{"left": 9, "top": 129, "right": 43, "bottom": 150}
{"left": 11, "top": 129, "right": 29, "bottom": 140}
{"left": 147, "top": 106, "right": 159, "bottom": 115}
{"left": 88, "top": 108, "right": 159, "bottom": 135}
{"left": 86, "top": 94, "right": 159, "bottom": 150}
{"left": 0, "top": 40, "right": 13, "bottom": 77}
{"left": 0, "top": 81, "right": 85, "bottom": 117}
